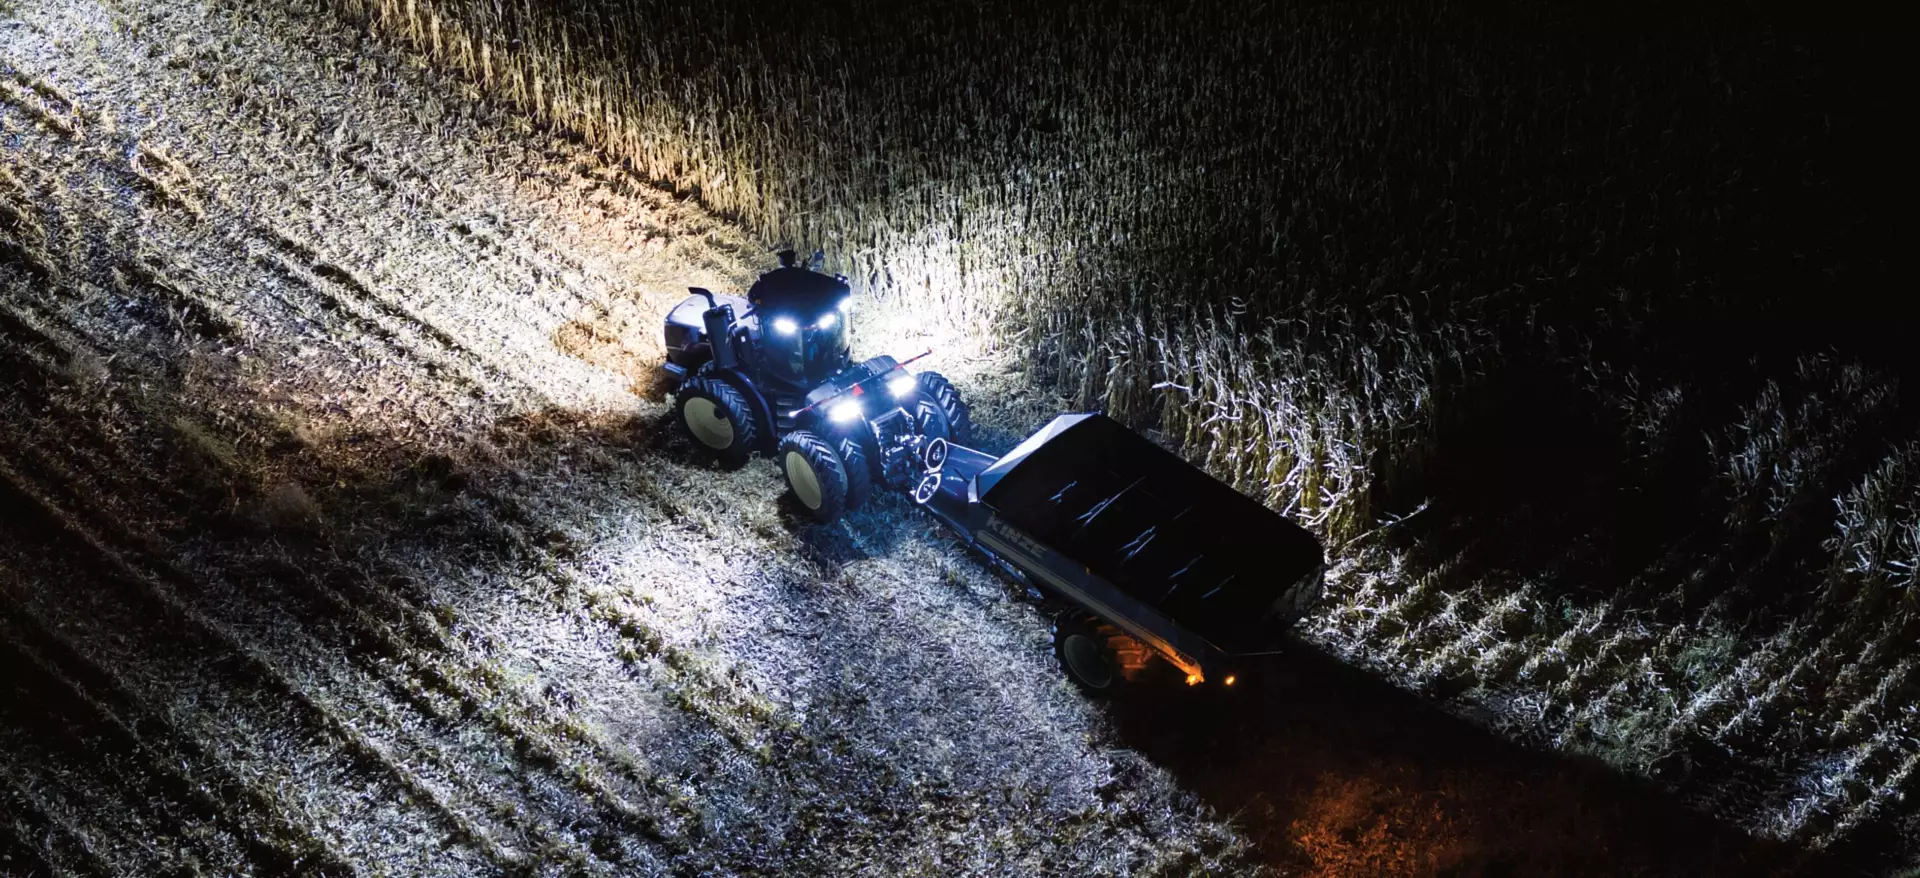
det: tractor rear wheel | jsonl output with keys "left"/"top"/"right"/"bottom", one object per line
{"left": 676, "top": 376, "right": 757, "bottom": 469}
{"left": 1052, "top": 615, "right": 1122, "bottom": 696}
{"left": 914, "top": 371, "right": 973, "bottom": 444}
{"left": 777, "top": 430, "right": 850, "bottom": 523}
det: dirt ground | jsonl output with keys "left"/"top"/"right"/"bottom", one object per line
{"left": 0, "top": 0, "right": 1873, "bottom": 875}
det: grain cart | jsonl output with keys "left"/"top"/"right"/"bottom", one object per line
{"left": 662, "top": 253, "right": 1323, "bottom": 692}
{"left": 911, "top": 413, "right": 1326, "bottom": 693}
{"left": 661, "top": 250, "right": 973, "bottom": 521}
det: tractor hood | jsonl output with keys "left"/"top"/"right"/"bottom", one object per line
{"left": 800, "top": 355, "right": 901, "bottom": 409}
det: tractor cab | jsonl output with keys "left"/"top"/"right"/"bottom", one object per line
{"left": 746, "top": 252, "right": 853, "bottom": 390}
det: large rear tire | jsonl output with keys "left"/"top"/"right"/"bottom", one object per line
{"left": 676, "top": 376, "right": 757, "bottom": 469}
{"left": 1052, "top": 615, "right": 1122, "bottom": 697}
{"left": 914, "top": 371, "right": 973, "bottom": 445}
{"left": 777, "top": 430, "right": 849, "bottom": 523}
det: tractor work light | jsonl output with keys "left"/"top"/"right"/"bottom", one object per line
{"left": 887, "top": 374, "right": 918, "bottom": 399}
{"left": 828, "top": 399, "right": 864, "bottom": 424}
{"left": 772, "top": 316, "right": 799, "bottom": 336}
{"left": 815, "top": 312, "right": 838, "bottom": 330}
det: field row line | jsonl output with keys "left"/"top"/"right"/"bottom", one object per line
{"left": 0, "top": 452, "right": 528, "bottom": 875}
{"left": 0, "top": 589, "right": 356, "bottom": 876}
{"left": 246, "top": 550, "right": 693, "bottom": 866}
{"left": 4, "top": 424, "right": 659, "bottom": 872}
{"left": 0, "top": 368, "right": 709, "bottom": 874}
{"left": 0, "top": 740, "right": 116, "bottom": 878}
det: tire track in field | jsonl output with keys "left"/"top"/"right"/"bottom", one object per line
{"left": 248, "top": 225, "right": 515, "bottom": 402}
{"left": 0, "top": 310, "right": 728, "bottom": 871}
{"left": 0, "top": 390, "right": 691, "bottom": 875}
{"left": 0, "top": 594, "right": 358, "bottom": 877}
{"left": 449, "top": 481, "right": 791, "bottom": 758}
{"left": 0, "top": 50, "right": 541, "bottom": 438}
{"left": 11, "top": 22, "right": 827, "bottom": 852}
{"left": 4, "top": 7, "right": 680, "bottom": 417}
{"left": 0, "top": 457, "right": 513, "bottom": 877}
{"left": 0, "top": 801, "right": 70, "bottom": 878}
{"left": 221, "top": 553, "right": 687, "bottom": 874}
{"left": 0, "top": 109, "right": 718, "bottom": 878}
{"left": 0, "top": 750, "right": 116, "bottom": 878}
{"left": 0, "top": 633, "right": 255, "bottom": 876}
{"left": 0, "top": 266, "right": 722, "bottom": 874}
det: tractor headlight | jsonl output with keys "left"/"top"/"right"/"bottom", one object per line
{"left": 887, "top": 374, "right": 918, "bottom": 400}
{"left": 837, "top": 297, "right": 852, "bottom": 314}
{"left": 815, "top": 312, "right": 837, "bottom": 330}
{"left": 827, "top": 399, "right": 864, "bottom": 424}
{"left": 771, "top": 316, "right": 798, "bottom": 336}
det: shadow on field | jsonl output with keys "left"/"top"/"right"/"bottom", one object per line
{"left": 0, "top": 335, "right": 1874, "bottom": 875}
{"left": 1109, "top": 641, "right": 1843, "bottom": 877}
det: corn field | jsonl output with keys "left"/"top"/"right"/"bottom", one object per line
{"left": 306, "top": 0, "right": 1912, "bottom": 860}
{"left": 3, "top": 0, "right": 1900, "bottom": 869}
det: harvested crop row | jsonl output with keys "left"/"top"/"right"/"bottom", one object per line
{"left": 0, "top": 452, "right": 517, "bottom": 876}
{"left": 0, "top": 590, "right": 357, "bottom": 876}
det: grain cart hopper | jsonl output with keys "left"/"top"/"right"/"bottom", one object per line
{"left": 911, "top": 413, "right": 1326, "bottom": 693}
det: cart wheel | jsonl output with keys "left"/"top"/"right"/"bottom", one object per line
{"left": 920, "top": 436, "right": 949, "bottom": 472}
{"left": 1052, "top": 616, "right": 1121, "bottom": 696}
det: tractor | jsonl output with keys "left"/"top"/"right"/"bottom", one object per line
{"left": 661, "top": 250, "right": 972, "bottom": 522}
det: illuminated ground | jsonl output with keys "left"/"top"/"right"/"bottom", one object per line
{"left": 0, "top": 1, "right": 1859, "bottom": 875}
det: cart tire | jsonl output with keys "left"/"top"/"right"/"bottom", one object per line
{"left": 675, "top": 376, "right": 757, "bottom": 469}
{"left": 1052, "top": 616, "right": 1122, "bottom": 696}
{"left": 778, "top": 430, "right": 849, "bottom": 523}
{"left": 914, "top": 371, "right": 973, "bottom": 445}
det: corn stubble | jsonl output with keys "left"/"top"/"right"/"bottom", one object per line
{"left": 330, "top": 0, "right": 1913, "bottom": 855}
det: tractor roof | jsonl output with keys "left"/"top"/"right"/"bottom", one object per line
{"left": 748, "top": 267, "right": 850, "bottom": 315}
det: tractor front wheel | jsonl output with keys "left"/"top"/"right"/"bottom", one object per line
{"left": 676, "top": 376, "right": 757, "bottom": 469}
{"left": 778, "top": 430, "right": 850, "bottom": 523}
{"left": 836, "top": 435, "right": 873, "bottom": 511}
{"left": 914, "top": 371, "right": 973, "bottom": 445}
